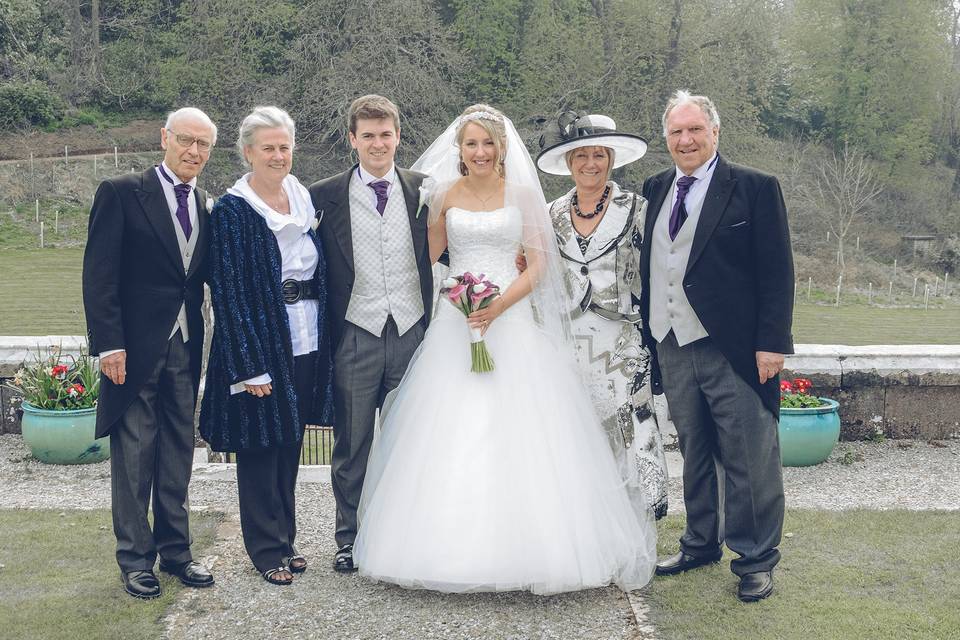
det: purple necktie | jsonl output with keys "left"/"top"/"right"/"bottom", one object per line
{"left": 369, "top": 180, "right": 389, "bottom": 215}
{"left": 157, "top": 165, "right": 192, "bottom": 240}
{"left": 668, "top": 175, "right": 697, "bottom": 241}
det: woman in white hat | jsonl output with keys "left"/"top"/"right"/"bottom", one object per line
{"left": 536, "top": 111, "right": 668, "bottom": 518}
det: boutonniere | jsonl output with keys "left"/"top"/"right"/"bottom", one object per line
{"left": 206, "top": 197, "right": 215, "bottom": 211}
{"left": 416, "top": 177, "right": 435, "bottom": 219}
{"left": 311, "top": 211, "right": 321, "bottom": 231}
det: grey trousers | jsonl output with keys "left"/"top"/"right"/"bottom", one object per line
{"left": 110, "top": 333, "right": 196, "bottom": 572}
{"left": 656, "top": 331, "right": 784, "bottom": 576}
{"left": 331, "top": 316, "right": 425, "bottom": 547}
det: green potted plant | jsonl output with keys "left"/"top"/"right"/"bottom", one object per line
{"left": 5, "top": 346, "right": 107, "bottom": 464}
{"left": 778, "top": 377, "right": 841, "bottom": 467}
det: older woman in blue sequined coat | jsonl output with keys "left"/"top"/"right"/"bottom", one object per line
{"left": 200, "top": 106, "right": 334, "bottom": 586}
{"left": 536, "top": 111, "right": 668, "bottom": 519}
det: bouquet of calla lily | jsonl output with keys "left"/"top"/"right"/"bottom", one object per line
{"left": 440, "top": 272, "right": 501, "bottom": 372}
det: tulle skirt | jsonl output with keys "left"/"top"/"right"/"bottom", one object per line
{"left": 353, "top": 303, "right": 658, "bottom": 595}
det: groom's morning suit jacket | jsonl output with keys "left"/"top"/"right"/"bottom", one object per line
{"left": 83, "top": 168, "right": 210, "bottom": 438}
{"left": 308, "top": 164, "right": 433, "bottom": 349}
{"left": 639, "top": 155, "right": 794, "bottom": 417}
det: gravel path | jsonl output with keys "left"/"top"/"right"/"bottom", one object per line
{"left": 2, "top": 434, "right": 958, "bottom": 639}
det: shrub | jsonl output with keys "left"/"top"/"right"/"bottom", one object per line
{"left": 0, "top": 81, "right": 65, "bottom": 130}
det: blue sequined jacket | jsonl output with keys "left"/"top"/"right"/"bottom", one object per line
{"left": 199, "top": 194, "right": 334, "bottom": 452}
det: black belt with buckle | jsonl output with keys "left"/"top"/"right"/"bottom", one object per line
{"left": 281, "top": 278, "right": 319, "bottom": 304}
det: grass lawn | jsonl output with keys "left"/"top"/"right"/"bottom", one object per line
{"left": 0, "top": 247, "right": 958, "bottom": 345}
{"left": 0, "top": 248, "right": 85, "bottom": 335}
{"left": 792, "top": 303, "right": 960, "bottom": 344}
{"left": 0, "top": 508, "right": 220, "bottom": 640}
{"left": 646, "top": 509, "right": 960, "bottom": 640}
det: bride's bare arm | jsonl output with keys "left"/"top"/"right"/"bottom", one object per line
{"left": 428, "top": 211, "right": 448, "bottom": 264}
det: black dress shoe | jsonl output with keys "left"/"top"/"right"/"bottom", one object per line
{"left": 334, "top": 544, "right": 357, "bottom": 573}
{"left": 737, "top": 570, "right": 774, "bottom": 602}
{"left": 159, "top": 559, "right": 215, "bottom": 588}
{"left": 122, "top": 569, "right": 162, "bottom": 599}
{"left": 655, "top": 550, "right": 723, "bottom": 576}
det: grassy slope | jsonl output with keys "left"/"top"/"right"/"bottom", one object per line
{"left": 647, "top": 509, "right": 960, "bottom": 640}
{"left": 0, "top": 508, "right": 220, "bottom": 640}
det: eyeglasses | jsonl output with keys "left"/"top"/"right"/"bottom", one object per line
{"left": 167, "top": 129, "right": 213, "bottom": 151}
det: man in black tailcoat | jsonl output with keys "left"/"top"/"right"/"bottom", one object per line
{"left": 640, "top": 90, "right": 795, "bottom": 603}
{"left": 82, "top": 107, "right": 218, "bottom": 599}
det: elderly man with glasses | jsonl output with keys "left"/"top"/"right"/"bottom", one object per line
{"left": 82, "top": 107, "right": 218, "bottom": 599}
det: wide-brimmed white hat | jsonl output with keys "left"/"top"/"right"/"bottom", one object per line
{"left": 536, "top": 111, "right": 647, "bottom": 176}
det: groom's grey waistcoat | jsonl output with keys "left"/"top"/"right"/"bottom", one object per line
{"left": 346, "top": 172, "right": 424, "bottom": 337}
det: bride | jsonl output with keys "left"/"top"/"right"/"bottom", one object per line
{"left": 352, "top": 104, "right": 657, "bottom": 595}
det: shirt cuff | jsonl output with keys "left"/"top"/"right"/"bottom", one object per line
{"left": 230, "top": 373, "right": 272, "bottom": 395}
{"left": 98, "top": 349, "right": 125, "bottom": 358}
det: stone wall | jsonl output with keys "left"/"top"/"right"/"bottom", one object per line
{"left": 1, "top": 337, "right": 958, "bottom": 440}
{"left": 783, "top": 345, "right": 960, "bottom": 440}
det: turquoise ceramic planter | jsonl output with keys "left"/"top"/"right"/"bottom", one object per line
{"left": 20, "top": 402, "right": 109, "bottom": 464}
{"left": 778, "top": 398, "right": 841, "bottom": 467}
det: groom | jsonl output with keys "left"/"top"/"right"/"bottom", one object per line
{"left": 309, "top": 95, "right": 434, "bottom": 572}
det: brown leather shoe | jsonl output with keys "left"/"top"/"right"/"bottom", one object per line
{"left": 655, "top": 551, "right": 723, "bottom": 576}
{"left": 737, "top": 570, "right": 774, "bottom": 602}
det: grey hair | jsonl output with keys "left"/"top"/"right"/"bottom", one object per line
{"left": 236, "top": 106, "right": 296, "bottom": 167}
{"left": 661, "top": 90, "right": 721, "bottom": 138}
{"left": 164, "top": 107, "right": 218, "bottom": 145}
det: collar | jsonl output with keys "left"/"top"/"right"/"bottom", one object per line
{"left": 356, "top": 163, "right": 397, "bottom": 186}
{"left": 226, "top": 173, "right": 315, "bottom": 234}
{"left": 673, "top": 153, "right": 719, "bottom": 183}
{"left": 158, "top": 161, "right": 197, "bottom": 189}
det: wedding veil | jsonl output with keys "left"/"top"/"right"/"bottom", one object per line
{"left": 411, "top": 109, "right": 574, "bottom": 350}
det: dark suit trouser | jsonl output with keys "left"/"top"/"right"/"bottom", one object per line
{"left": 235, "top": 353, "right": 315, "bottom": 573}
{"left": 331, "top": 316, "right": 425, "bottom": 548}
{"left": 656, "top": 331, "right": 784, "bottom": 576}
{"left": 111, "top": 332, "right": 196, "bottom": 572}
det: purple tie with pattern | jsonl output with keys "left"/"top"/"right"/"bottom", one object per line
{"left": 668, "top": 175, "right": 697, "bottom": 241}
{"left": 369, "top": 180, "right": 390, "bottom": 215}
{"left": 157, "top": 165, "right": 193, "bottom": 240}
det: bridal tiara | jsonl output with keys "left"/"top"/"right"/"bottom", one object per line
{"left": 460, "top": 111, "right": 502, "bottom": 124}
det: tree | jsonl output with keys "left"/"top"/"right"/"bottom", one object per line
{"left": 809, "top": 143, "right": 883, "bottom": 277}
{"left": 788, "top": 0, "right": 949, "bottom": 169}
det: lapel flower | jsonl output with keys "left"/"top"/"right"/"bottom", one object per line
{"left": 416, "top": 177, "right": 435, "bottom": 219}
{"left": 206, "top": 197, "right": 215, "bottom": 211}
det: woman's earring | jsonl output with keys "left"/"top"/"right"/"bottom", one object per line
{"left": 459, "top": 158, "right": 469, "bottom": 176}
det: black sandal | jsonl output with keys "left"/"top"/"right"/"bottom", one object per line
{"left": 261, "top": 566, "right": 293, "bottom": 585}
{"left": 283, "top": 554, "right": 307, "bottom": 573}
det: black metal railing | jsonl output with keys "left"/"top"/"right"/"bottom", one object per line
{"left": 223, "top": 425, "right": 334, "bottom": 465}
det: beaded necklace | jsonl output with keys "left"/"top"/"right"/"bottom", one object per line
{"left": 572, "top": 184, "right": 611, "bottom": 219}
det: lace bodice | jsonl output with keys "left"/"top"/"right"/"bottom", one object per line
{"left": 445, "top": 207, "right": 524, "bottom": 291}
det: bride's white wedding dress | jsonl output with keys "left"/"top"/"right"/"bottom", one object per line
{"left": 353, "top": 206, "right": 657, "bottom": 595}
